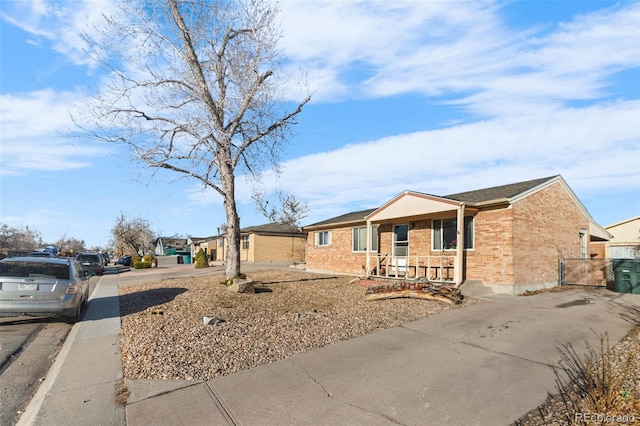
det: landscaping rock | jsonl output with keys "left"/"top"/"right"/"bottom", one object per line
{"left": 228, "top": 277, "right": 255, "bottom": 294}
{"left": 203, "top": 316, "right": 225, "bottom": 325}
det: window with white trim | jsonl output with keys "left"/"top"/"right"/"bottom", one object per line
{"left": 352, "top": 226, "right": 378, "bottom": 252}
{"left": 432, "top": 217, "right": 474, "bottom": 250}
{"left": 393, "top": 224, "right": 409, "bottom": 257}
{"left": 315, "top": 231, "right": 331, "bottom": 246}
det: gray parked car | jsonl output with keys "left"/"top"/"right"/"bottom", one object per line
{"left": 0, "top": 256, "right": 90, "bottom": 323}
{"left": 76, "top": 253, "right": 104, "bottom": 276}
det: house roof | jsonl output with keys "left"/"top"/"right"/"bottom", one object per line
{"left": 443, "top": 176, "right": 558, "bottom": 204}
{"left": 241, "top": 223, "right": 306, "bottom": 235}
{"left": 304, "top": 208, "right": 377, "bottom": 229}
{"left": 303, "top": 175, "right": 610, "bottom": 241}
{"left": 188, "top": 236, "right": 215, "bottom": 243}
{"left": 305, "top": 178, "right": 560, "bottom": 229}
{"left": 605, "top": 215, "right": 640, "bottom": 229}
{"left": 154, "top": 237, "right": 187, "bottom": 245}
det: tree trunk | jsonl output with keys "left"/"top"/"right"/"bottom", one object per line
{"left": 221, "top": 172, "right": 241, "bottom": 279}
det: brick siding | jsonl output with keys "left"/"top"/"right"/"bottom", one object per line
{"left": 306, "top": 227, "right": 367, "bottom": 274}
{"left": 305, "top": 181, "right": 594, "bottom": 288}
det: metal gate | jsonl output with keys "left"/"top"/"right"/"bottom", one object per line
{"left": 558, "top": 258, "right": 614, "bottom": 287}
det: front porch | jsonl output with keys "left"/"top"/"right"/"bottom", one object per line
{"left": 362, "top": 191, "right": 472, "bottom": 288}
{"left": 370, "top": 254, "right": 457, "bottom": 283}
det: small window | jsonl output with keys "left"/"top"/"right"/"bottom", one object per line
{"left": 316, "top": 231, "right": 331, "bottom": 246}
{"left": 353, "top": 226, "right": 378, "bottom": 252}
{"left": 433, "top": 217, "right": 474, "bottom": 250}
{"left": 219, "top": 238, "right": 224, "bottom": 247}
{"left": 242, "top": 235, "right": 250, "bottom": 249}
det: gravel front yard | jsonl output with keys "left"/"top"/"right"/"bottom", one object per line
{"left": 118, "top": 270, "right": 478, "bottom": 381}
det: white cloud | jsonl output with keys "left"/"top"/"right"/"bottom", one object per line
{"left": 238, "top": 99, "right": 639, "bottom": 224}
{"left": 0, "top": 0, "right": 117, "bottom": 67}
{"left": 279, "top": 1, "right": 640, "bottom": 114}
{"left": 0, "top": 89, "right": 108, "bottom": 175}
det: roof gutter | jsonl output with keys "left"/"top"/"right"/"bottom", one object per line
{"left": 460, "top": 198, "right": 510, "bottom": 209}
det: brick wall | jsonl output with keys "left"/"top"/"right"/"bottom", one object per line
{"left": 464, "top": 208, "right": 515, "bottom": 285}
{"left": 590, "top": 241, "right": 607, "bottom": 259}
{"left": 306, "top": 227, "right": 367, "bottom": 274}
{"left": 511, "top": 182, "right": 589, "bottom": 285}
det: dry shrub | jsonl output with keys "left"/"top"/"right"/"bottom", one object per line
{"left": 554, "top": 331, "right": 639, "bottom": 424}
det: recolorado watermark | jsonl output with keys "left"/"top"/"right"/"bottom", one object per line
{"left": 575, "top": 412, "right": 637, "bottom": 424}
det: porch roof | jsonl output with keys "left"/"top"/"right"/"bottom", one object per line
{"left": 365, "top": 191, "right": 461, "bottom": 222}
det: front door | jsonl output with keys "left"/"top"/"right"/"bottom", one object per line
{"left": 392, "top": 224, "right": 409, "bottom": 274}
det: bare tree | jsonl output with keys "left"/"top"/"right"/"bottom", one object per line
{"left": 111, "top": 214, "right": 155, "bottom": 255}
{"left": 252, "top": 189, "right": 309, "bottom": 226}
{"left": 76, "top": 0, "right": 310, "bottom": 280}
{"left": 0, "top": 224, "right": 43, "bottom": 251}
{"left": 54, "top": 234, "right": 87, "bottom": 255}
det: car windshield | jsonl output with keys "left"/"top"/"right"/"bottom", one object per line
{"left": 77, "top": 254, "right": 98, "bottom": 262}
{"left": 0, "top": 261, "right": 70, "bottom": 279}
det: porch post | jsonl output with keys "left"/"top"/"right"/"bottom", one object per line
{"left": 365, "top": 220, "right": 372, "bottom": 276}
{"left": 455, "top": 203, "right": 465, "bottom": 287}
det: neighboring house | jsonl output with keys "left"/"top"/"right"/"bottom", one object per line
{"left": 211, "top": 235, "right": 227, "bottom": 262}
{"left": 154, "top": 237, "right": 188, "bottom": 256}
{"left": 606, "top": 216, "right": 640, "bottom": 259}
{"left": 188, "top": 236, "right": 217, "bottom": 261}
{"left": 304, "top": 176, "right": 610, "bottom": 294}
{"left": 215, "top": 223, "right": 307, "bottom": 264}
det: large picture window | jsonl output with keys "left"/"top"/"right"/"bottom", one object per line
{"left": 432, "top": 217, "right": 474, "bottom": 250}
{"left": 316, "top": 231, "right": 331, "bottom": 246}
{"left": 352, "top": 226, "right": 378, "bottom": 252}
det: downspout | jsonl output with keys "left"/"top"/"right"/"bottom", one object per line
{"left": 365, "top": 219, "right": 372, "bottom": 277}
{"left": 455, "top": 203, "right": 465, "bottom": 288}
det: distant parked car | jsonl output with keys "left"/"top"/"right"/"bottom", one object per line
{"left": 43, "top": 246, "right": 58, "bottom": 256}
{"left": 115, "top": 255, "right": 132, "bottom": 267}
{"left": 101, "top": 253, "right": 110, "bottom": 265}
{"left": 28, "top": 251, "right": 55, "bottom": 257}
{"left": 0, "top": 256, "right": 90, "bottom": 323}
{"left": 76, "top": 253, "right": 104, "bottom": 276}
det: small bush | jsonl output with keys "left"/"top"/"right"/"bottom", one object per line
{"left": 132, "top": 256, "right": 142, "bottom": 265}
{"left": 142, "top": 254, "right": 157, "bottom": 268}
{"left": 194, "top": 248, "right": 209, "bottom": 269}
{"left": 133, "top": 261, "right": 152, "bottom": 269}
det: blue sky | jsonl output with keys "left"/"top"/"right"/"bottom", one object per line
{"left": 1, "top": 0, "right": 639, "bottom": 249}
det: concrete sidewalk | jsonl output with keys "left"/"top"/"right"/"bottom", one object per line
{"left": 18, "top": 274, "right": 640, "bottom": 426}
{"left": 18, "top": 273, "right": 124, "bottom": 426}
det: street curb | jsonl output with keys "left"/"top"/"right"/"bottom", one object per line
{"left": 15, "top": 295, "right": 88, "bottom": 425}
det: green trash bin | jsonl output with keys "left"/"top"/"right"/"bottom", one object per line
{"left": 612, "top": 259, "right": 640, "bottom": 294}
